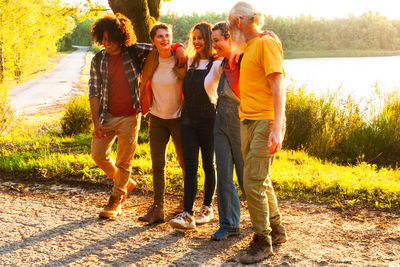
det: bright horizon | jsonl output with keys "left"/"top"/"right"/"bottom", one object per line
{"left": 92, "top": 0, "right": 400, "bottom": 20}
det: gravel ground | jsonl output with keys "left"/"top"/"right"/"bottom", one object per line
{"left": 0, "top": 179, "right": 399, "bottom": 267}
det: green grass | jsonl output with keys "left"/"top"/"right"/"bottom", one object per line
{"left": 1, "top": 116, "right": 400, "bottom": 212}
{"left": 273, "top": 150, "right": 400, "bottom": 210}
{"left": 2, "top": 48, "right": 400, "bottom": 212}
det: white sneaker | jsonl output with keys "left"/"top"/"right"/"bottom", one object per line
{"left": 195, "top": 205, "right": 213, "bottom": 224}
{"left": 169, "top": 211, "right": 196, "bottom": 229}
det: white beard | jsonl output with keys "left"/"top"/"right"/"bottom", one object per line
{"left": 230, "top": 26, "right": 247, "bottom": 54}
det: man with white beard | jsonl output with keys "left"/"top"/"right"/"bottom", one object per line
{"left": 228, "top": 2, "right": 287, "bottom": 264}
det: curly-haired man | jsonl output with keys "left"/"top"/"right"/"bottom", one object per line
{"left": 89, "top": 13, "right": 185, "bottom": 219}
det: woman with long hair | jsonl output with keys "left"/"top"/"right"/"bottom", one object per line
{"left": 169, "top": 22, "right": 223, "bottom": 230}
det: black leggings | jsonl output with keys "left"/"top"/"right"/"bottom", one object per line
{"left": 181, "top": 116, "right": 216, "bottom": 214}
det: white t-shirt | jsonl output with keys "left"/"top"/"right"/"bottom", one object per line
{"left": 150, "top": 56, "right": 183, "bottom": 119}
{"left": 187, "top": 58, "right": 223, "bottom": 105}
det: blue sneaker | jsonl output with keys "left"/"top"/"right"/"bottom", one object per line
{"left": 211, "top": 228, "right": 241, "bottom": 241}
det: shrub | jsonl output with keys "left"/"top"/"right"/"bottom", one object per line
{"left": 285, "top": 82, "right": 400, "bottom": 167}
{"left": 71, "top": 17, "right": 95, "bottom": 46}
{"left": 285, "top": 83, "right": 319, "bottom": 150}
{"left": 89, "top": 44, "right": 102, "bottom": 54}
{"left": 366, "top": 91, "right": 400, "bottom": 166}
{"left": 57, "top": 34, "right": 73, "bottom": 52}
{"left": 61, "top": 94, "right": 92, "bottom": 136}
{"left": 285, "top": 83, "right": 365, "bottom": 164}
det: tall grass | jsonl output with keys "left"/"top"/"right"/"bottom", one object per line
{"left": 285, "top": 81, "right": 400, "bottom": 167}
{"left": 2, "top": 80, "right": 400, "bottom": 211}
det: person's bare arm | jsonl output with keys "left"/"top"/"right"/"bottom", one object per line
{"left": 267, "top": 72, "right": 285, "bottom": 154}
{"left": 228, "top": 51, "right": 241, "bottom": 70}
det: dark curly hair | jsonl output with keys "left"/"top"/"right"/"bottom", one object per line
{"left": 91, "top": 13, "right": 137, "bottom": 47}
{"left": 212, "top": 21, "right": 230, "bottom": 40}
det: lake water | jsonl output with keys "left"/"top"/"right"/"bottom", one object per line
{"left": 283, "top": 56, "right": 400, "bottom": 100}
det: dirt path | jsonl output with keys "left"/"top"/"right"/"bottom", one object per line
{"left": 8, "top": 46, "right": 89, "bottom": 115}
{"left": 0, "top": 179, "right": 399, "bottom": 266}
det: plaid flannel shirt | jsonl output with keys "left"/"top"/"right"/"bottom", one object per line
{"left": 88, "top": 43, "right": 154, "bottom": 124}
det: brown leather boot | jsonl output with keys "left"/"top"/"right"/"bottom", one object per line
{"left": 138, "top": 204, "right": 165, "bottom": 224}
{"left": 99, "top": 193, "right": 124, "bottom": 219}
{"left": 239, "top": 234, "right": 273, "bottom": 264}
{"left": 271, "top": 224, "right": 287, "bottom": 245}
{"left": 121, "top": 178, "right": 137, "bottom": 204}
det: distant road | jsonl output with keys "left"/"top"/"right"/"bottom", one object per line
{"left": 8, "top": 46, "right": 89, "bottom": 115}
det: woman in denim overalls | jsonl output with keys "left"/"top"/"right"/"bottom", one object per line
{"left": 169, "top": 22, "right": 223, "bottom": 230}
{"left": 210, "top": 21, "right": 245, "bottom": 240}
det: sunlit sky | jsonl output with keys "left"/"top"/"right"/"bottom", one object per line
{"left": 93, "top": 0, "right": 400, "bottom": 20}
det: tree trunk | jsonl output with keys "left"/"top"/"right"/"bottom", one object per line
{"left": 148, "top": 0, "right": 161, "bottom": 21}
{"left": 108, "top": 0, "right": 162, "bottom": 43}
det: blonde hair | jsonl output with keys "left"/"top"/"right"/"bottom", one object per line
{"left": 229, "top": 1, "right": 264, "bottom": 29}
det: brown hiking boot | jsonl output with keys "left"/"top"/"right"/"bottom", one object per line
{"left": 174, "top": 197, "right": 184, "bottom": 214}
{"left": 138, "top": 205, "right": 165, "bottom": 224}
{"left": 121, "top": 178, "right": 137, "bottom": 204}
{"left": 271, "top": 224, "right": 287, "bottom": 245}
{"left": 99, "top": 194, "right": 124, "bottom": 219}
{"left": 239, "top": 234, "right": 273, "bottom": 264}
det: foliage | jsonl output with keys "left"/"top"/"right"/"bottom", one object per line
{"left": 273, "top": 150, "right": 400, "bottom": 211}
{"left": 64, "top": 11, "right": 105, "bottom": 47}
{"left": 160, "top": 12, "right": 227, "bottom": 44}
{"left": 284, "top": 84, "right": 318, "bottom": 150}
{"left": 284, "top": 82, "right": 400, "bottom": 168}
{"left": 0, "top": 86, "right": 14, "bottom": 135}
{"left": 0, "top": 0, "right": 75, "bottom": 82}
{"left": 61, "top": 94, "right": 92, "bottom": 136}
{"left": 57, "top": 33, "right": 74, "bottom": 52}
{"left": 70, "top": 16, "right": 97, "bottom": 46}
{"left": 160, "top": 12, "right": 400, "bottom": 51}
{"left": 366, "top": 91, "right": 400, "bottom": 166}
{"left": 264, "top": 12, "right": 400, "bottom": 51}
{"left": 1, "top": 116, "right": 400, "bottom": 211}
{"left": 89, "top": 44, "right": 102, "bottom": 53}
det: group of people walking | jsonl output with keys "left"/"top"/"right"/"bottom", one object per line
{"left": 88, "top": 1, "right": 286, "bottom": 264}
